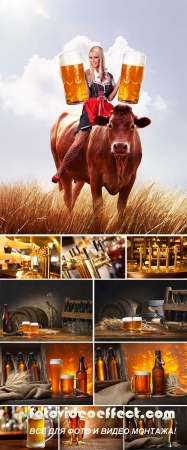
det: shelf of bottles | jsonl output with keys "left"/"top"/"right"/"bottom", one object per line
{"left": 0, "top": 343, "right": 48, "bottom": 387}
{"left": 163, "top": 287, "right": 187, "bottom": 322}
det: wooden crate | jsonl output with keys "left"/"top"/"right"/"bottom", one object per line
{"left": 0, "top": 342, "right": 49, "bottom": 386}
{"left": 163, "top": 288, "right": 187, "bottom": 317}
{"left": 94, "top": 343, "right": 128, "bottom": 392}
{"left": 61, "top": 298, "right": 92, "bottom": 323}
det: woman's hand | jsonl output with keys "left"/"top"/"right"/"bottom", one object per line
{"left": 9, "top": 253, "right": 25, "bottom": 263}
{"left": 29, "top": 243, "right": 40, "bottom": 250}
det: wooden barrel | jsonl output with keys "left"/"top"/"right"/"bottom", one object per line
{"left": 10, "top": 306, "right": 48, "bottom": 327}
{"left": 98, "top": 298, "right": 142, "bottom": 320}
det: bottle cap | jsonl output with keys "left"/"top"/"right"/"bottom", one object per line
{"left": 5, "top": 352, "right": 12, "bottom": 361}
{"left": 96, "top": 347, "right": 103, "bottom": 355}
{"left": 108, "top": 347, "right": 115, "bottom": 356}
{"left": 17, "top": 352, "right": 25, "bottom": 361}
{"left": 28, "top": 352, "right": 36, "bottom": 361}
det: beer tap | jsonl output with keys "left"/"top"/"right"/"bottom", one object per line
{"left": 61, "top": 255, "right": 71, "bottom": 279}
{"left": 92, "top": 239, "right": 111, "bottom": 268}
{"left": 46, "top": 292, "right": 59, "bottom": 329}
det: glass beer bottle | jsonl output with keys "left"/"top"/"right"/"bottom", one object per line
{"left": 107, "top": 347, "right": 119, "bottom": 380}
{"left": 137, "top": 413, "right": 145, "bottom": 435}
{"left": 152, "top": 350, "right": 165, "bottom": 395}
{"left": 95, "top": 347, "right": 107, "bottom": 380}
{"left": 145, "top": 417, "right": 156, "bottom": 434}
{"left": 76, "top": 356, "right": 88, "bottom": 395}
{"left": 2, "top": 304, "right": 8, "bottom": 332}
{"left": 28, "top": 352, "right": 39, "bottom": 382}
{"left": 4, "top": 352, "right": 14, "bottom": 381}
{"left": 17, "top": 352, "right": 27, "bottom": 372}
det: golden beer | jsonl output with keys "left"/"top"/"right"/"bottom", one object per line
{"left": 132, "top": 317, "right": 142, "bottom": 331}
{"left": 59, "top": 51, "right": 87, "bottom": 104}
{"left": 49, "top": 359, "right": 63, "bottom": 395}
{"left": 118, "top": 52, "right": 146, "bottom": 104}
{"left": 161, "top": 418, "right": 173, "bottom": 447}
{"left": 26, "top": 417, "right": 45, "bottom": 448}
{"left": 60, "top": 374, "right": 75, "bottom": 397}
{"left": 131, "top": 371, "right": 151, "bottom": 397}
{"left": 21, "top": 321, "right": 31, "bottom": 333}
{"left": 122, "top": 317, "right": 133, "bottom": 330}
{"left": 30, "top": 323, "right": 42, "bottom": 333}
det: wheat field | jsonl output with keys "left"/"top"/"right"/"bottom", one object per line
{"left": 0, "top": 179, "right": 187, "bottom": 234}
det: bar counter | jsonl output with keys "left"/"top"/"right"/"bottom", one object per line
{"left": 0, "top": 328, "right": 92, "bottom": 341}
{"left": 0, "top": 396, "right": 93, "bottom": 406}
{"left": 127, "top": 262, "right": 187, "bottom": 278}
{"left": 0, "top": 438, "right": 57, "bottom": 449}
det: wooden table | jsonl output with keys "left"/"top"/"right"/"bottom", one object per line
{"left": 60, "top": 438, "right": 123, "bottom": 449}
{"left": 0, "top": 328, "right": 92, "bottom": 341}
{"left": 0, "top": 438, "right": 58, "bottom": 449}
{"left": 129, "top": 396, "right": 187, "bottom": 405}
{"left": 0, "top": 396, "right": 93, "bottom": 406}
{"left": 94, "top": 324, "right": 187, "bottom": 341}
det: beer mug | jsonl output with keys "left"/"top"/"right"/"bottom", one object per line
{"left": 122, "top": 317, "right": 133, "bottom": 331}
{"left": 131, "top": 371, "right": 151, "bottom": 397}
{"left": 161, "top": 418, "right": 173, "bottom": 447}
{"left": 26, "top": 416, "right": 53, "bottom": 448}
{"left": 118, "top": 51, "right": 146, "bottom": 104}
{"left": 59, "top": 51, "right": 87, "bottom": 104}
{"left": 30, "top": 323, "right": 42, "bottom": 333}
{"left": 18, "top": 321, "right": 31, "bottom": 334}
{"left": 49, "top": 359, "right": 63, "bottom": 396}
{"left": 132, "top": 317, "right": 142, "bottom": 331}
{"left": 60, "top": 374, "right": 76, "bottom": 397}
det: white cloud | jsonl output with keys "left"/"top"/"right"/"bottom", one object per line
{"left": 0, "top": 35, "right": 159, "bottom": 122}
{"left": 153, "top": 95, "right": 167, "bottom": 111}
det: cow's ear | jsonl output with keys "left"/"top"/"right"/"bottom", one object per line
{"left": 134, "top": 116, "right": 151, "bottom": 128}
{"left": 93, "top": 115, "right": 110, "bottom": 126}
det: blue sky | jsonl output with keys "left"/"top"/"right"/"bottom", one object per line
{"left": 0, "top": 0, "right": 186, "bottom": 189}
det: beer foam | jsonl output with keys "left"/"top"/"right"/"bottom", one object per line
{"left": 135, "top": 371, "right": 150, "bottom": 375}
{"left": 22, "top": 321, "right": 30, "bottom": 324}
{"left": 133, "top": 317, "right": 142, "bottom": 321}
{"left": 122, "top": 51, "right": 146, "bottom": 67}
{"left": 122, "top": 317, "right": 132, "bottom": 322}
{"left": 59, "top": 51, "right": 83, "bottom": 66}
{"left": 49, "top": 359, "right": 63, "bottom": 364}
{"left": 60, "top": 374, "right": 74, "bottom": 379}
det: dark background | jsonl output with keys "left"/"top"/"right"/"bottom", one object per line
{"left": 94, "top": 279, "right": 187, "bottom": 322}
{"left": 0, "top": 280, "right": 92, "bottom": 328}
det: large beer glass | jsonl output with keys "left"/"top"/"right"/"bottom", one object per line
{"left": 118, "top": 51, "right": 146, "bottom": 104}
{"left": 132, "top": 317, "right": 142, "bottom": 331}
{"left": 161, "top": 418, "right": 173, "bottom": 447}
{"left": 59, "top": 51, "right": 87, "bottom": 104}
{"left": 60, "top": 374, "right": 75, "bottom": 397}
{"left": 49, "top": 359, "right": 63, "bottom": 396}
{"left": 131, "top": 371, "right": 151, "bottom": 397}
{"left": 26, "top": 416, "right": 53, "bottom": 448}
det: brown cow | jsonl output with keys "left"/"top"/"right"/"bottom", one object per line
{"left": 51, "top": 104, "right": 151, "bottom": 223}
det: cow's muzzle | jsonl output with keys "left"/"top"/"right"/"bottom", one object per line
{"left": 112, "top": 142, "right": 130, "bottom": 154}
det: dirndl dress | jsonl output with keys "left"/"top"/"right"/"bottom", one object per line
{"left": 75, "top": 71, "right": 115, "bottom": 134}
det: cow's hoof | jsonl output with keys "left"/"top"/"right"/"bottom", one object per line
{"left": 51, "top": 175, "right": 59, "bottom": 183}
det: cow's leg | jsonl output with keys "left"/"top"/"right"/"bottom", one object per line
{"left": 52, "top": 129, "right": 91, "bottom": 183}
{"left": 117, "top": 173, "right": 136, "bottom": 214}
{"left": 61, "top": 174, "right": 74, "bottom": 213}
{"left": 90, "top": 174, "right": 104, "bottom": 232}
{"left": 72, "top": 181, "right": 85, "bottom": 208}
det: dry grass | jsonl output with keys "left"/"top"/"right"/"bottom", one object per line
{"left": 0, "top": 179, "right": 187, "bottom": 234}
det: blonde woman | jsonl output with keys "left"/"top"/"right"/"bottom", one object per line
{"left": 52, "top": 46, "right": 120, "bottom": 183}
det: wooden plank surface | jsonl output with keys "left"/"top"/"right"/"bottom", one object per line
{"left": 0, "top": 328, "right": 92, "bottom": 341}
{"left": 60, "top": 438, "right": 123, "bottom": 449}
